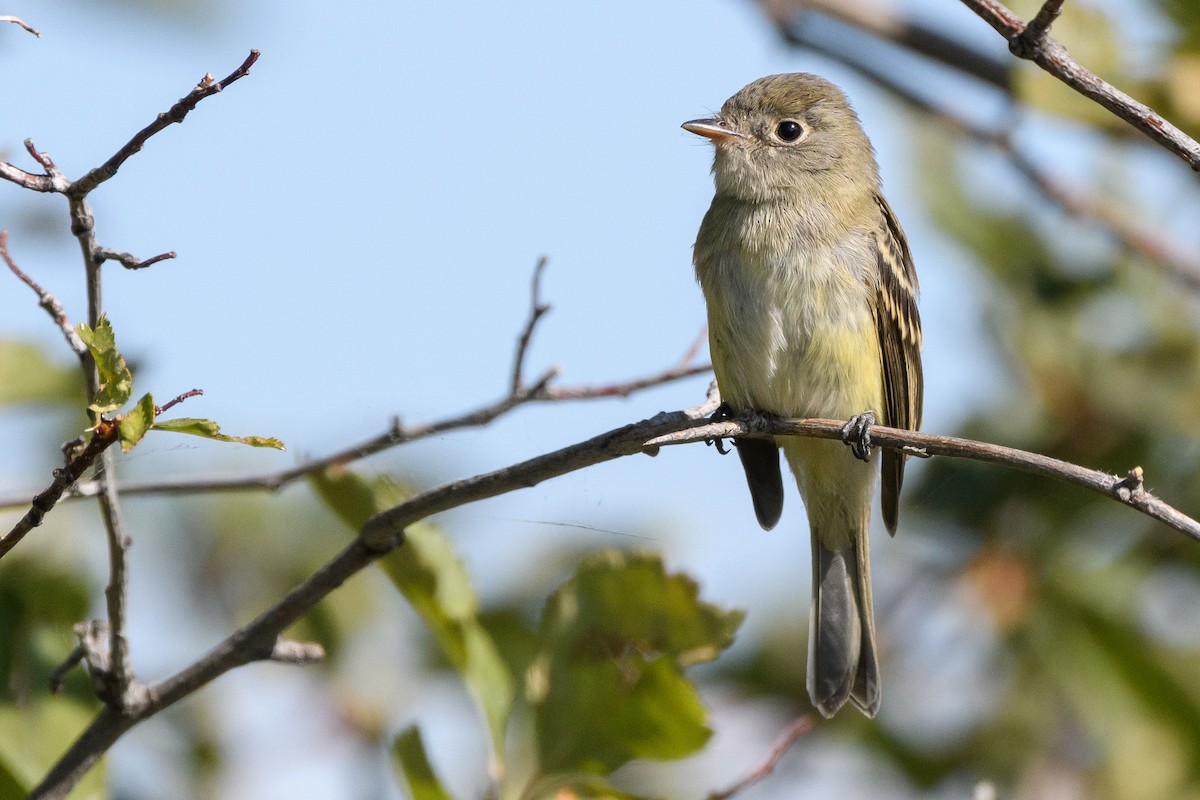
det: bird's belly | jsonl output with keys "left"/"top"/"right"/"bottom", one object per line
{"left": 709, "top": 278, "right": 882, "bottom": 421}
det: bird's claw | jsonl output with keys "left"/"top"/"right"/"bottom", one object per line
{"left": 706, "top": 402, "right": 736, "bottom": 455}
{"left": 841, "top": 410, "right": 876, "bottom": 462}
{"left": 707, "top": 437, "right": 732, "bottom": 455}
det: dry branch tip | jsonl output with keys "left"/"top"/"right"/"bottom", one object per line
{"left": 97, "top": 247, "right": 177, "bottom": 270}
{"left": 0, "top": 15, "right": 39, "bottom": 36}
{"left": 156, "top": 389, "right": 203, "bottom": 416}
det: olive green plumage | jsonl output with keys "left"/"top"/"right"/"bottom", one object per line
{"left": 684, "top": 73, "right": 923, "bottom": 717}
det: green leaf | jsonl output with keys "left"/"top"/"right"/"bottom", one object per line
{"left": 310, "top": 468, "right": 514, "bottom": 777}
{"left": 308, "top": 466, "right": 405, "bottom": 529}
{"left": 529, "top": 550, "right": 743, "bottom": 776}
{"left": 153, "top": 417, "right": 285, "bottom": 450}
{"left": 391, "top": 726, "right": 454, "bottom": 800}
{"left": 77, "top": 316, "right": 132, "bottom": 415}
{"left": 534, "top": 654, "right": 711, "bottom": 776}
{"left": 118, "top": 393, "right": 155, "bottom": 453}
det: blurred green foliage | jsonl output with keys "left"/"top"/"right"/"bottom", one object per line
{"left": 899, "top": 182, "right": 1200, "bottom": 796}
{"left": 0, "top": 340, "right": 83, "bottom": 408}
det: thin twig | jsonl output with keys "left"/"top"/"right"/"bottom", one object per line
{"left": 707, "top": 715, "right": 815, "bottom": 800}
{"left": 25, "top": 139, "right": 57, "bottom": 172}
{"left": 2, "top": 54, "right": 263, "bottom": 367}
{"left": 1, "top": 231, "right": 88, "bottom": 357}
{"left": 677, "top": 326, "right": 709, "bottom": 368}
{"left": 95, "top": 247, "right": 177, "bottom": 270}
{"left": 0, "top": 419, "right": 121, "bottom": 559}
{"left": 0, "top": 358, "right": 706, "bottom": 508}
{"left": 0, "top": 15, "right": 39, "bottom": 36}
{"left": 549, "top": 326, "right": 713, "bottom": 401}
{"left": 542, "top": 363, "right": 711, "bottom": 401}
{"left": 511, "top": 255, "right": 551, "bottom": 394}
{"left": 96, "top": 450, "right": 134, "bottom": 705}
{"left": 959, "top": 0, "right": 1200, "bottom": 171}
{"left": 49, "top": 644, "right": 86, "bottom": 694}
{"left": 71, "top": 50, "right": 261, "bottom": 197}
{"left": 1, "top": 390, "right": 200, "bottom": 559}
{"left": 1014, "top": 0, "right": 1065, "bottom": 52}
{"left": 156, "top": 389, "right": 203, "bottom": 416}
{"left": 78, "top": 212, "right": 102, "bottom": 396}
{"left": 0, "top": 139, "right": 68, "bottom": 193}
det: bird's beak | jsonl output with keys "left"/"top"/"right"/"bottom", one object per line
{"left": 682, "top": 118, "right": 745, "bottom": 143}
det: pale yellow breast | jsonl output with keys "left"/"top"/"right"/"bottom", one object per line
{"left": 696, "top": 201, "right": 883, "bottom": 420}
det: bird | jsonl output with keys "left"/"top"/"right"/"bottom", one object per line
{"left": 683, "top": 73, "right": 923, "bottom": 717}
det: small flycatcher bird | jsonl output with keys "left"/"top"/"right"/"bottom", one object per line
{"left": 684, "top": 73, "right": 923, "bottom": 717}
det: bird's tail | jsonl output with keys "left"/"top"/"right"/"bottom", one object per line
{"left": 807, "top": 505, "right": 879, "bottom": 718}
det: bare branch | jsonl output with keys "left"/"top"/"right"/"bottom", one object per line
{"left": 542, "top": 362, "right": 711, "bottom": 401}
{"left": 707, "top": 715, "right": 815, "bottom": 800}
{"left": 0, "top": 419, "right": 121, "bottom": 560}
{"left": 95, "top": 247, "right": 177, "bottom": 270}
{"left": 0, "top": 345, "right": 709, "bottom": 510}
{"left": 0, "top": 161, "right": 55, "bottom": 191}
{"left": 543, "top": 326, "right": 712, "bottom": 401}
{"left": 25, "top": 139, "right": 58, "bottom": 173}
{"left": 71, "top": 50, "right": 261, "bottom": 197}
{"left": 0, "top": 15, "right": 39, "bottom": 36}
{"left": 644, "top": 414, "right": 1200, "bottom": 543}
{"left": 1, "top": 389, "right": 202, "bottom": 559}
{"left": 58, "top": 621, "right": 148, "bottom": 712}
{"left": 9, "top": 365, "right": 1194, "bottom": 549}
{"left": 1, "top": 231, "right": 88, "bottom": 357}
{"left": 97, "top": 450, "right": 134, "bottom": 705}
{"left": 156, "top": 388, "right": 203, "bottom": 415}
{"left": 359, "top": 400, "right": 720, "bottom": 548}
{"left": 512, "top": 255, "right": 551, "bottom": 393}
{"left": 49, "top": 643, "right": 86, "bottom": 695}
{"left": 959, "top": 0, "right": 1200, "bottom": 171}
{"left": 0, "top": 139, "right": 69, "bottom": 192}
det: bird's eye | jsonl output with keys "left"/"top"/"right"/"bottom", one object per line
{"left": 776, "top": 120, "right": 805, "bottom": 142}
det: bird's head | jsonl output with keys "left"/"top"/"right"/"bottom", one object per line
{"left": 683, "top": 73, "right": 879, "bottom": 203}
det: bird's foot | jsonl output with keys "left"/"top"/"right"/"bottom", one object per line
{"left": 707, "top": 402, "right": 735, "bottom": 454}
{"left": 841, "top": 410, "right": 876, "bottom": 462}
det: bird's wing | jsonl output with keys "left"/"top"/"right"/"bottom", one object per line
{"left": 872, "top": 195, "right": 924, "bottom": 535}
